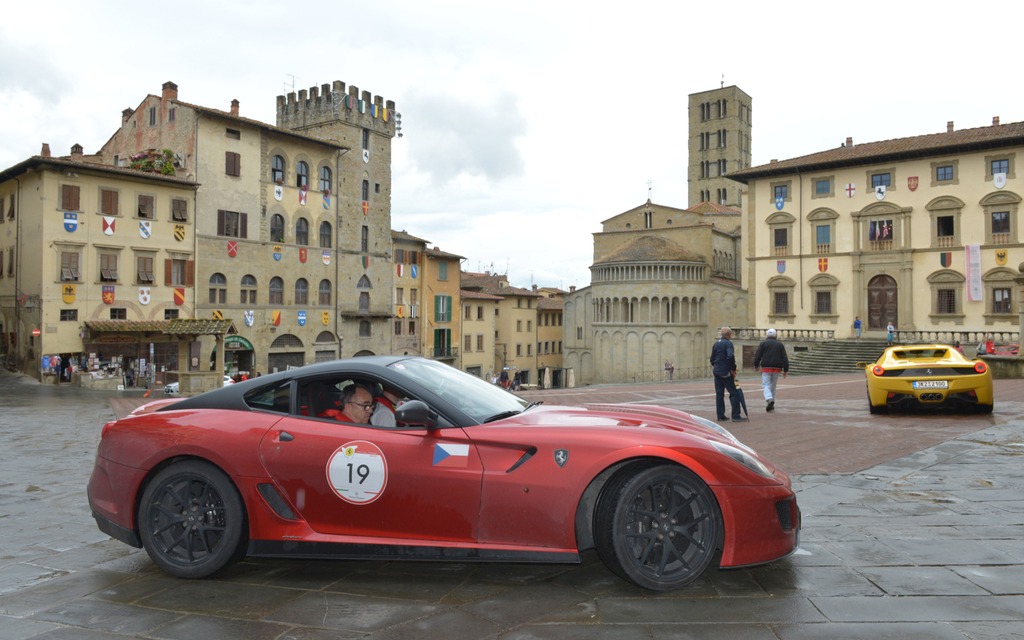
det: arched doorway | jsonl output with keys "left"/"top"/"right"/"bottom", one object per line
{"left": 867, "top": 274, "right": 898, "bottom": 330}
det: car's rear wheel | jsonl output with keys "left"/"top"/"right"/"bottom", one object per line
{"left": 595, "top": 464, "right": 722, "bottom": 590}
{"left": 138, "top": 460, "right": 247, "bottom": 578}
{"left": 977, "top": 403, "right": 993, "bottom": 414}
{"left": 868, "top": 391, "right": 886, "bottom": 414}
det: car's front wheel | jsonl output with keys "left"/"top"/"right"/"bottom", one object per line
{"left": 138, "top": 460, "right": 247, "bottom": 578}
{"left": 595, "top": 464, "right": 722, "bottom": 590}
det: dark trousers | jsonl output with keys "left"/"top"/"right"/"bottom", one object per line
{"left": 714, "top": 374, "right": 741, "bottom": 419}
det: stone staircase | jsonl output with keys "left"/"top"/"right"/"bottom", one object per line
{"left": 787, "top": 339, "right": 889, "bottom": 376}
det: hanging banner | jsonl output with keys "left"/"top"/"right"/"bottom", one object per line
{"left": 965, "top": 244, "right": 983, "bottom": 302}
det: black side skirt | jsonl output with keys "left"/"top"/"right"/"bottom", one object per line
{"left": 247, "top": 540, "right": 580, "bottom": 564}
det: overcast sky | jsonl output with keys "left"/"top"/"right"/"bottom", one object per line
{"left": 3, "top": 1, "right": 1021, "bottom": 290}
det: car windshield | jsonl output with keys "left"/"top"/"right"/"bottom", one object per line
{"left": 387, "top": 358, "right": 528, "bottom": 423}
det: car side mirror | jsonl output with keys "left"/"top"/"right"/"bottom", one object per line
{"left": 395, "top": 400, "right": 438, "bottom": 428}
{"left": 855, "top": 362, "right": 869, "bottom": 369}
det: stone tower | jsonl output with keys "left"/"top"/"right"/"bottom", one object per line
{"left": 687, "top": 85, "right": 752, "bottom": 208}
{"left": 276, "top": 81, "right": 400, "bottom": 356}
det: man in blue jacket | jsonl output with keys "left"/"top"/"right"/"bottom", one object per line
{"left": 752, "top": 328, "right": 789, "bottom": 412}
{"left": 709, "top": 326, "right": 746, "bottom": 422}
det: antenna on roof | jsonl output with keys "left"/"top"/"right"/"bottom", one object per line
{"left": 721, "top": 73, "right": 725, "bottom": 88}
{"left": 647, "top": 179, "right": 653, "bottom": 200}
{"left": 284, "top": 74, "right": 298, "bottom": 94}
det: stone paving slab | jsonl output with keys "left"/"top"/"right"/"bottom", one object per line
{"left": 2, "top": 368, "right": 1024, "bottom": 638}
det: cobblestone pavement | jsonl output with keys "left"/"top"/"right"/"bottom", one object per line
{"left": 1, "top": 369, "right": 1022, "bottom": 639}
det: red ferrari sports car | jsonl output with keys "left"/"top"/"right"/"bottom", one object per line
{"left": 88, "top": 356, "right": 799, "bottom": 590}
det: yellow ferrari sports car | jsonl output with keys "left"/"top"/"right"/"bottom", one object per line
{"left": 859, "top": 344, "right": 993, "bottom": 414}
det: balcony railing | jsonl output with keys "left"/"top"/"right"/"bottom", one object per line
{"left": 431, "top": 346, "right": 458, "bottom": 360}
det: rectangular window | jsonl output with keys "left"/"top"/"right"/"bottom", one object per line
{"left": 396, "top": 287, "right": 404, "bottom": 304}
{"left": 477, "top": 335, "right": 484, "bottom": 351}
{"left": 136, "top": 255, "right": 154, "bottom": 284}
{"left": 361, "top": 179, "right": 369, "bottom": 201}
{"left": 395, "top": 249, "right": 405, "bottom": 264}
{"left": 993, "top": 287, "right": 1012, "bottom": 314}
{"left": 394, "top": 320, "right": 403, "bottom": 336}
{"left": 164, "top": 309, "right": 179, "bottom": 320}
{"left": 869, "top": 219, "right": 893, "bottom": 241}
{"left": 361, "top": 225, "right": 369, "bottom": 252}
{"left": 438, "top": 261, "right": 448, "bottom": 281}
{"left": 171, "top": 198, "right": 188, "bottom": 221}
{"left": 936, "top": 215, "right": 955, "bottom": 239}
{"left": 226, "top": 128, "right": 241, "bottom": 140}
{"left": 465, "top": 335, "right": 472, "bottom": 352}
{"left": 773, "top": 184, "right": 788, "bottom": 200}
{"left": 464, "top": 304, "right": 472, "bottom": 320}
{"left": 871, "top": 173, "right": 892, "bottom": 188}
{"left": 137, "top": 194, "right": 154, "bottom": 219}
{"left": 773, "top": 291, "right": 789, "bottom": 315}
{"left": 60, "top": 251, "right": 81, "bottom": 281}
{"left": 516, "top": 319, "right": 522, "bottom": 332}
{"left": 168, "top": 108, "right": 175, "bottom": 123}
{"left": 165, "top": 258, "right": 193, "bottom": 287}
{"left": 937, "top": 289, "right": 956, "bottom": 314}
{"left": 814, "top": 179, "right": 830, "bottom": 195}
{"left": 148, "top": 107, "right": 156, "bottom": 126}
{"left": 774, "top": 228, "right": 788, "bottom": 248}
{"left": 100, "top": 189, "right": 119, "bottom": 215}
{"left": 815, "top": 224, "right": 831, "bottom": 249}
{"left": 60, "top": 309, "right": 78, "bottom": 322}
{"left": 110, "top": 307, "right": 127, "bottom": 320}
{"left": 225, "top": 151, "right": 241, "bottom": 176}
{"left": 815, "top": 291, "right": 832, "bottom": 315}
{"left": 992, "top": 211, "right": 1010, "bottom": 235}
{"left": 409, "top": 320, "right": 416, "bottom": 335}
{"left": 992, "top": 159, "right": 1009, "bottom": 175}
{"left": 434, "top": 295, "right": 452, "bottom": 322}
{"left": 362, "top": 129, "right": 370, "bottom": 151}
{"left": 99, "top": 253, "right": 119, "bottom": 282}
{"left": 477, "top": 306, "right": 484, "bottom": 320}
{"left": 6, "top": 247, "right": 13, "bottom": 276}
{"left": 936, "top": 165, "right": 953, "bottom": 181}
{"left": 217, "top": 210, "right": 248, "bottom": 238}
{"left": 61, "top": 184, "right": 81, "bottom": 211}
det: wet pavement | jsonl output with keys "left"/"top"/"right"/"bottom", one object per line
{"left": 1, "top": 368, "right": 1023, "bottom": 639}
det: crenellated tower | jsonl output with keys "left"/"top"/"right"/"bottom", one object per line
{"left": 276, "top": 80, "right": 400, "bottom": 357}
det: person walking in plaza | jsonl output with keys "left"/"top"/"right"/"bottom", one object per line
{"left": 709, "top": 326, "right": 747, "bottom": 422}
{"left": 853, "top": 316, "right": 862, "bottom": 342}
{"left": 753, "top": 328, "right": 789, "bottom": 412}
{"left": 886, "top": 321, "right": 895, "bottom": 345}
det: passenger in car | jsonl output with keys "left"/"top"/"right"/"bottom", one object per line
{"left": 370, "top": 385, "right": 404, "bottom": 427}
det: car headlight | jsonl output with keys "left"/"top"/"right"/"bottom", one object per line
{"left": 711, "top": 441, "right": 775, "bottom": 478}
{"left": 691, "top": 414, "right": 740, "bottom": 445}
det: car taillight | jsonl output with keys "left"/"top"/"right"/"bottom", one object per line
{"left": 872, "top": 365, "right": 885, "bottom": 376}
{"left": 975, "top": 361, "right": 987, "bottom": 373}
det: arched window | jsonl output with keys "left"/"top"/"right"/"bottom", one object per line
{"left": 295, "top": 278, "right": 308, "bottom": 305}
{"left": 295, "top": 218, "right": 309, "bottom": 245}
{"left": 241, "top": 274, "right": 257, "bottom": 304}
{"left": 271, "top": 155, "right": 285, "bottom": 184}
{"left": 270, "top": 214, "right": 285, "bottom": 242}
{"left": 319, "top": 221, "right": 332, "bottom": 248}
{"left": 319, "top": 166, "right": 332, "bottom": 192}
{"left": 269, "top": 276, "right": 284, "bottom": 305}
{"left": 318, "top": 279, "right": 332, "bottom": 305}
{"left": 209, "top": 272, "right": 226, "bottom": 304}
{"left": 296, "top": 161, "right": 309, "bottom": 188}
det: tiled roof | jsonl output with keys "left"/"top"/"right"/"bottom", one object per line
{"left": 391, "top": 229, "right": 430, "bottom": 243}
{"left": 0, "top": 155, "right": 201, "bottom": 185}
{"left": 85, "top": 319, "right": 235, "bottom": 335}
{"left": 687, "top": 201, "right": 742, "bottom": 215}
{"left": 461, "top": 272, "right": 541, "bottom": 297}
{"left": 176, "top": 100, "right": 349, "bottom": 150}
{"left": 537, "top": 297, "right": 564, "bottom": 310}
{"left": 426, "top": 246, "right": 466, "bottom": 260}
{"left": 728, "top": 121, "right": 1024, "bottom": 183}
{"left": 460, "top": 289, "right": 503, "bottom": 301}
{"left": 596, "top": 235, "right": 704, "bottom": 264}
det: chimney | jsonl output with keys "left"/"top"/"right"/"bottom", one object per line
{"left": 569, "top": 286, "right": 576, "bottom": 293}
{"left": 947, "top": 121, "right": 954, "bottom": 133}
{"left": 40, "top": 143, "right": 51, "bottom": 158}
{"left": 230, "top": 99, "right": 239, "bottom": 117}
{"left": 993, "top": 116, "right": 1000, "bottom": 126}
{"left": 70, "top": 144, "right": 84, "bottom": 159}
{"left": 845, "top": 136, "right": 853, "bottom": 147}
{"left": 121, "top": 108, "right": 133, "bottom": 124}
{"left": 161, "top": 81, "right": 178, "bottom": 101}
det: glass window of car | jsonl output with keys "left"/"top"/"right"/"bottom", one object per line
{"left": 387, "top": 357, "right": 527, "bottom": 423}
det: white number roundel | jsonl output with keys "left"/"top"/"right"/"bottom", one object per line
{"left": 327, "top": 441, "right": 388, "bottom": 505}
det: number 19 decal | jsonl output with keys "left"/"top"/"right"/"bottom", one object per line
{"left": 327, "top": 441, "right": 388, "bottom": 504}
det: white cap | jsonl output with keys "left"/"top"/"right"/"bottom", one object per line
{"left": 766, "top": 328, "right": 777, "bottom": 337}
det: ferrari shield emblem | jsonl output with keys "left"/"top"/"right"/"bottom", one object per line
{"left": 274, "top": 185, "right": 283, "bottom": 201}
{"left": 940, "top": 251, "right": 952, "bottom": 267}
{"left": 103, "top": 216, "right": 116, "bottom": 235}
{"left": 243, "top": 309, "right": 255, "bottom": 327}
{"left": 996, "top": 249, "right": 1008, "bottom": 266}
{"left": 102, "top": 285, "right": 115, "bottom": 304}
{"left": 273, "top": 245, "right": 282, "bottom": 261}
{"left": 173, "top": 224, "right": 185, "bottom": 242}
{"left": 994, "top": 172, "right": 1007, "bottom": 189}
{"left": 63, "top": 212, "right": 78, "bottom": 232}
{"left": 322, "top": 311, "right": 330, "bottom": 326}
{"left": 138, "top": 287, "right": 151, "bottom": 305}
{"left": 777, "top": 260, "right": 786, "bottom": 274}
{"left": 62, "top": 284, "right": 76, "bottom": 304}
{"left": 139, "top": 220, "right": 152, "bottom": 239}
{"left": 299, "top": 248, "right": 307, "bottom": 264}
{"left": 875, "top": 185, "right": 886, "bottom": 200}
{"left": 907, "top": 176, "right": 919, "bottom": 192}
{"left": 554, "top": 449, "right": 569, "bottom": 467}
{"left": 227, "top": 241, "right": 238, "bottom": 257}
{"left": 322, "top": 251, "right": 331, "bottom": 266}
{"left": 818, "top": 258, "right": 828, "bottom": 272}
{"left": 774, "top": 196, "right": 784, "bottom": 211}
